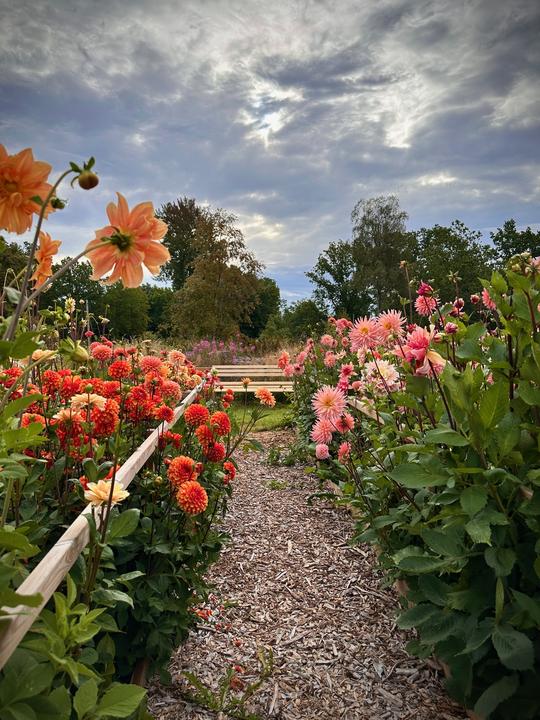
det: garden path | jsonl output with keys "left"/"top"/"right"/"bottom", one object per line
{"left": 149, "top": 430, "right": 465, "bottom": 720}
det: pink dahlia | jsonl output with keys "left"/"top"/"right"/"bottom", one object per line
{"left": 312, "top": 385, "right": 347, "bottom": 422}
{"left": 320, "top": 334, "right": 335, "bottom": 348}
{"left": 415, "top": 295, "right": 438, "bottom": 317}
{"left": 310, "top": 418, "right": 334, "bottom": 444}
{"left": 377, "top": 310, "right": 405, "bottom": 343}
{"left": 349, "top": 317, "right": 381, "bottom": 351}
{"left": 481, "top": 288, "right": 497, "bottom": 310}
{"left": 315, "top": 444, "right": 330, "bottom": 460}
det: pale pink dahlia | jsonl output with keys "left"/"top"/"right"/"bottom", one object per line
{"left": 310, "top": 418, "right": 334, "bottom": 444}
{"left": 312, "top": 385, "right": 347, "bottom": 422}
{"left": 349, "top": 317, "right": 381, "bottom": 351}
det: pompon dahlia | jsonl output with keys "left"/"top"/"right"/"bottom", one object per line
{"left": 184, "top": 404, "right": 210, "bottom": 427}
{"left": 140, "top": 355, "right": 163, "bottom": 373}
{"left": 91, "top": 343, "right": 113, "bottom": 362}
{"left": 91, "top": 399, "right": 120, "bottom": 437}
{"left": 108, "top": 359, "right": 131, "bottom": 379}
{"left": 168, "top": 455, "right": 198, "bottom": 487}
{"left": 154, "top": 404, "right": 174, "bottom": 423}
{"left": 210, "top": 410, "right": 231, "bottom": 436}
{"left": 205, "top": 442, "right": 226, "bottom": 463}
{"left": 195, "top": 424, "right": 215, "bottom": 448}
{"left": 176, "top": 480, "right": 208, "bottom": 515}
{"left": 312, "top": 385, "right": 347, "bottom": 422}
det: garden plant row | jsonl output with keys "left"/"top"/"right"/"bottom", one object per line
{"left": 0, "top": 145, "right": 276, "bottom": 719}
{"left": 283, "top": 261, "right": 540, "bottom": 719}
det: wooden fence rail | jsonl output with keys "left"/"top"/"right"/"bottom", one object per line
{"left": 0, "top": 381, "right": 204, "bottom": 671}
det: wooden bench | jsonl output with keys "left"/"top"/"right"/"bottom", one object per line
{"left": 212, "top": 364, "right": 293, "bottom": 393}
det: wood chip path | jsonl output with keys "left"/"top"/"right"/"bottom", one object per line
{"left": 149, "top": 430, "right": 466, "bottom": 720}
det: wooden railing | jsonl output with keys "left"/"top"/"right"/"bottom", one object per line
{"left": 0, "top": 381, "right": 203, "bottom": 671}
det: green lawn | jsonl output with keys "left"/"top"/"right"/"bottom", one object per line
{"left": 228, "top": 399, "right": 293, "bottom": 432}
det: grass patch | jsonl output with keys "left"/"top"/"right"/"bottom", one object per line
{"left": 228, "top": 400, "right": 293, "bottom": 432}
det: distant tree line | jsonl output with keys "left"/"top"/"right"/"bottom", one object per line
{"left": 306, "top": 196, "right": 540, "bottom": 319}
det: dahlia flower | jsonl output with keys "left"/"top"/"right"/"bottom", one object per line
{"left": 481, "top": 288, "right": 497, "bottom": 310}
{"left": 312, "top": 385, "right": 346, "bottom": 422}
{"left": 84, "top": 479, "right": 129, "bottom": 506}
{"left": 310, "top": 418, "right": 334, "bottom": 444}
{"left": 0, "top": 145, "right": 54, "bottom": 234}
{"left": 320, "top": 334, "right": 335, "bottom": 348}
{"left": 337, "top": 442, "right": 351, "bottom": 462}
{"left": 255, "top": 388, "right": 276, "bottom": 407}
{"left": 177, "top": 480, "right": 208, "bottom": 515}
{"left": 205, "top": 442, "right": 226, "bottom": 462}
{"left": 168, "top": 455, "right": 198, "bottom": 487}
{"left": 30, "top": 231, "right": 61, "bottom": 287}
{"left": 184, "top": 403, "right": 210, "bottom": 427}
{"left": 84, "top": 192, "right": 170, "bottom": 288}
{"left": 349, "top": 317, "right": 381, "bottom": 351}
{"left": 414, "top": 295, "right": 438, "bottom": 317}
{"left": 210, "top": 410, "right": 231, "bottom": 436}
{"left": 71, "top": 393, "right": 107, "bottom": 412}
{"left": 377, "top": 310, "right": 405, "bottom": 342}
{"left": 315, "top": 444, "right": 330, "bottom": 460}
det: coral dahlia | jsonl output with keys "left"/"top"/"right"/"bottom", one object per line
{"left": 184, "top": 403, "right": 210, "bottom": 427}
{"left": 176, "top": 480, "right": 208, "bottom": 515}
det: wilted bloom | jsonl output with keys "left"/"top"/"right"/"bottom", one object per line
{"left": 349, "top": 317, "right": 381, "bottom": 351}
{"left": 312, "top": 385, "right": 346, "bottom": 422}
{"left": 84, "top": 192, "right": 170, "bottom": 288}
{"left": 31, "top": 349, "right": 56, "bottom": 363}
{"left": 30, "top": 231, "right": 61, "bottom": 287}
{"left": 0, "top": 145, "right": 54, "bottom": 234}
{"left": 315, "top": 444, "right": 330, "bottom": 460}
{"left": 364, "top": 359, "right": 400, "bottom": 393}
{"left": 65, "top": 298, "right": 76, "bottom": 314}
{"left": 335, "top": 412, "right": 355, "bottom": 433}
{"left": 310, "top": 418, "right": 334, "bottom": 444}
{"left": 481, "top": 288, "right": 497, "bottom": 310}
{"left": 84, "top": 479, "right": 129, "bottom": 506}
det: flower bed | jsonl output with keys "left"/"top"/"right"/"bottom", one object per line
{"left": 283, "top": 262, "right": 540, "bottom": 719}
{"left": 0, "top": 145, "right": 276, "bottom": 718}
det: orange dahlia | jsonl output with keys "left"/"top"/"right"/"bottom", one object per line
{"left": 30, "top": 231, "right": 61, "bottom": 287}
{"left": 167, "top": 455, "right": 198, "bottom": 487}
{"left": 176, "top": 480, "right": 208, "bottom": 515}
{"left": 255, "top": 387, "right": 276, "bottom": 407}
{"left": 184, "top": 403, "right": 210, "bottom": 427}
{"left": 0, "top": 145, "right": 54, "bottom": 234}
{"left": 209, "top": 410, "right": 231, "bottom": 436}
{"left": 84, "top": 193, "right": 170, "bottom": 288}
{"left": 205, "top": 441, "right": 226, "bottom": 463}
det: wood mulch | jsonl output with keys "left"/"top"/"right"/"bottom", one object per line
{"left": 148, "top": 429, "right": 466, "bottom": 720}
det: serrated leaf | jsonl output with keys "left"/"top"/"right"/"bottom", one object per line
{"left": 465, "top": 517, "right": 492, "bottom": 545}
{"left": 418, "top": 575, "right": 451, "bottom": 606}
{"left": 422, "top": 529, "right": 463, "bottom": 557}
{"left": 492, "top": 625, "right": 534, "bottom": 670}
{"left": 397, "top": 603, "right": 440, "bottom": 629}
{"left": 460, "top": 486, "right": 488, "bottom": 516}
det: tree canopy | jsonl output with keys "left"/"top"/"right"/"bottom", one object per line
{"left": 491, "top": 219, "right": 540, "bottom": 264}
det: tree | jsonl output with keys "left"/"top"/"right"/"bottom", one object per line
{"left": 157, "top": 197, "right": 207, "bottom": 291}
{"left": 415, "top": 221, "right": 496, "bottom": 304}
{"left": 40, "top": 258, "right": 105, "bottom": 315}
{"left": 351, "top": 196, "right": 418, "bottom": 312}
{"left": 141, "top": 284, "right": 174, "bottom": 337}
{"left": 241, "top": 277, "right": 281, "bottom": 337}
{"left": 491, "top": 219, "right": 540, "bottom": 264}
{"left": 169, "top": 209, "right": 262, "bottom": 339}
{"left": 282, "top": 299, "right": 327, "bottom": 340}
{"left": 102, "top": 285, "right": 149, "bottom": 338}
{"left": 306, "top": 240, "right": 371, "bottom": 318}
{"left": 0, "top": 236, "right": 28, "bottom": 287}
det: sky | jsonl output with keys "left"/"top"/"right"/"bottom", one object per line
{"left": 1, "top": 0, "right": 539, "bottom": 300}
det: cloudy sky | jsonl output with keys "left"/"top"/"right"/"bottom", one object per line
{"left": 1, "top": 0, "right": 539, "bottom": 299}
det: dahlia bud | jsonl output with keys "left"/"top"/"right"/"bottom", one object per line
{"left": 444, "top": 322, "right": 458, "bottom": 334}
{"left": 51, "top": 196, "right": 67, "bottom": 209}
{"left": 70, "top": 343, "right": 89, "bottom": 364}
{"left": 78, "top": 171, "right": 99, "bottom": 190}
{"left": 470, "top": 294, "right": 480, "bottom": 304}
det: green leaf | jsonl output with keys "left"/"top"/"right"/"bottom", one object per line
{"left": 397, "top": 603, "right": 440, "bottom": 629}
{"left": 74, "top": 679, "right": 98, "bottom": 720}
{"left": 389, "top": 462, "right": 449, "bottom": 489}
{"left": 95, "top": 684, "right": 146, "bottom": 718}
{"left": 484, "top": 547, "right": 516, "bottom": 577}
{"left": 474, "top": 674, "right": 519, "bottom": 718}
{"left": 460, "top": 486, "right": 488, "bottom": 516}
{"left": 422, "top": 528, "right": 463, "bottom": 557}
{"left": 2, "top": 703, "right": 37, "bottom": 720}
{"left": 0, "top": 529, "right": 40, "bottom": 557}
{"left": 9, "top": 332, "right": 40, "bottom": 360}
{"left": 106, "top": 509, "right": 140, "bottom": 541}
{"left": 394, "top": 553, "right": 448, "bottom": 574}
{"left": 518, "top": 381, "right": 540, "bottom": 405}
{"left": 1, "top": 394, "right": 42, "bottom": 421}
{"left": 478, "top": 381, "right": 509, "bottom": 430}
{"left": 91, "top": 588, "right": 134, "bottom": 608}
{"left": 418, "top": 575, "right": 451, "bottom": 606}
{"left": 512, "top": 590, "right": 540, "bottom": 625}
{"left": 26, "top": 686, "right": 71, "bottom": 720}
{"left": 492, "top": 624, "right": 534, "bottom": 670}
{"left": 424, "top": 427, "right": 469, "bottom": 446}
{"left": 0, "top": 588, "right": 42, "bottom": 608}
{"left": 465, "top": 517, "right": 492, "bottom": 545}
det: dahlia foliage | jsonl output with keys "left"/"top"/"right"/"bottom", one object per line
{"left": 0, "top": 146, "right": 251, "bottom": 714}
{"left": 284, "top": 258, "right": 540, "bottom": 719}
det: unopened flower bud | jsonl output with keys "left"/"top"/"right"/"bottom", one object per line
{"left": 51, "top": 196, "right": 66, "bottom": 209}
{"left": 71, "top": 343, "right": 89, "bottom": 364}
{"left": 470, "top": 294, "right": 480, "bottom": 304}
{"left": 444, "top": 322, "right": 458, "bottom": 334}
{"left": 78, "top": 171, "right": 99, "bottom": 190}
